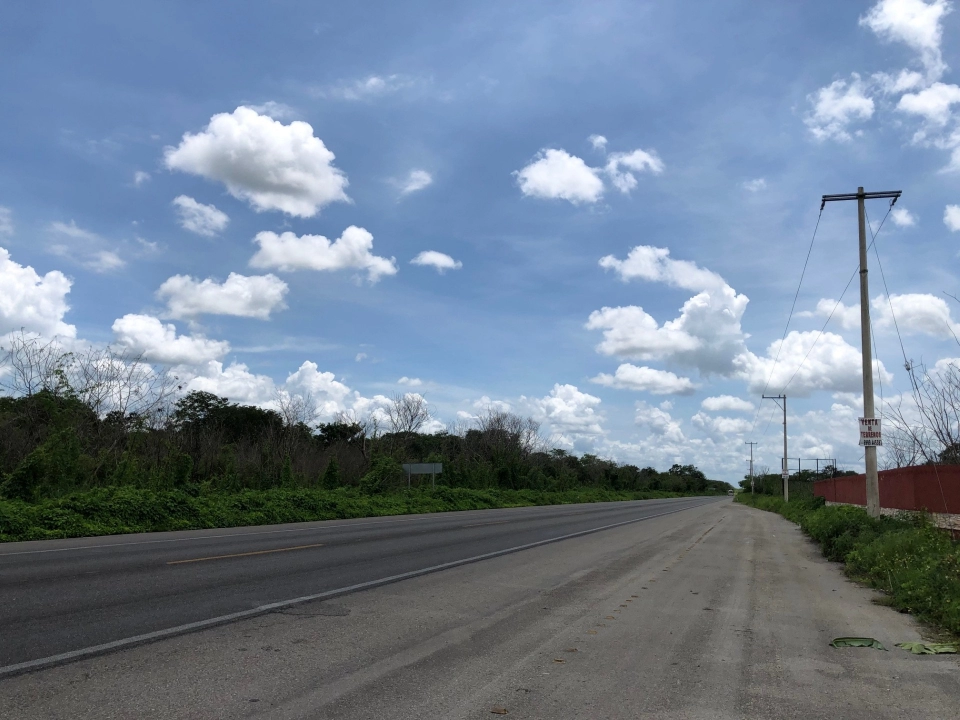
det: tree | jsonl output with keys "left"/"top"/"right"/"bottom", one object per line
{"left": 386, "top": 393, "right": 431, "bottom": 434}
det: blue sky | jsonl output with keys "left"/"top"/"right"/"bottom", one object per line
{"left": 2, "top": 0, "right": 960, "bottom": 482}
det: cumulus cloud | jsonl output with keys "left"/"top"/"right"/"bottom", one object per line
{"left": 860, "top": 0, "right": 951, "bottom": 81}
{"left": 736, "top": 330, "right": 892, "bottom": 397}
{"left": 111, "top": 314, "right": 230, "bottom": 366}
{"left": 590, "top": 363, "right": 697, "bottom": 395}
{"left": 0, "top": 247, "right": 75, "bottom": 338}
{"left": 897, "top": 82, "right": 960, "bottom": 124}
{"left": 691, "top": 412, "right": 752, "bottom": 439}
{"left": 742, "top": 178, "right": 767, "bottom": 192}
{"left": 398, "top": 376, "right": 422, "bottom": 386}
{"left": 590, "top": 246, "right": 749, "bottom": 375}
{"left": 284, "top": 361, "right": 354, "bottom": 417}
{"left": 603, "top": 148, "right": 664, "bottom": 193}
{"left": 588, "top": 134, "right": 608, "bottom": 150}
{"left": 634, "top": 401, "right": 685, "bottom": 443}
{"left": 891, "top": 207, "right": 917, "bottom": 226}
{"left": 514, "top": 149, "right": 605, "bottom": 204}
{"left": 355, "top": 352, "right": 368, "bottom": 362}
{"left": 397, "top": 169, "right": 433, "bottom": 195}
{"left": 157, "top": 272, "right": 288, "bottom": 320}
{"left": 701, "top": 395, "right": 755, "bottom": 413}
{"left": 186, "top": 361, "right": 277, "bottom": 406}
{"left": 805, "top": 74, "right": 875, "bottom": 141}
{"left": 133, "top": 171, "right": 150, "bottom": 187}
{"left": 0, "top": 207, "right": 11, "bottom": 236}
{"left": 164, "top": 106, "right": 349, "bottom": 217}
{"left": 945, "top": 204, "right": 960, "bottom": 229}
{"left": 410, "top": 250, "right": 462, "bottom": 273}
{"left": 524, "top": 384, "right": 604, "bottom": 438}
{"left": 172, "top": 196, "right": 229, "bottom": 237}
{"left": 250, "top": 226, "right": 397, "bottom": 283}
{"left": 809, "top": 293, "right": 960, "bottom": 338}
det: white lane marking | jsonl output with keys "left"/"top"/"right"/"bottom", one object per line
{"left": 0, "top": 498, "right": 695, "bottom": 557}
{"left": 0, "top": 499, "right": 718, "bottom": 678}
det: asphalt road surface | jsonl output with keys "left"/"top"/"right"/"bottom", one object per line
{"left": 2, "top": 498, "right": 958, "bottom": 719}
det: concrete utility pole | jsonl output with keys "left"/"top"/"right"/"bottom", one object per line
{"left": 745, "top": 441, "right": 757, "bottom": 493}
{"left": 763, "top": 395, "right": 788, "bottom": 501}
{"left": 821, "top": 187, "right": 901, "bottom": 519}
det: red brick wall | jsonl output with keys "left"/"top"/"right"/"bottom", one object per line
{"left": 814, "top": 465, "right": 960, "bottom": 514}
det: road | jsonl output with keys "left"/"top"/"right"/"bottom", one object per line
{"left": 2, "top": 497, "right": 958, "bottom": 719}
{"left": 0, "top": 496, "right": 716, "bottom": 671}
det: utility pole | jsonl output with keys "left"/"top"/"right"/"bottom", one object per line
{"left": 763, "top": 395, "right": 787, "bottom": 501}
{"left": 745, "top": 441, "right": 757, "bottom": 493}
{"left": 821, "top": 187, "right": 901, "bottom": 518}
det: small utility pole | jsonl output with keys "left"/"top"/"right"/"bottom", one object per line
{"left": 763, "top": 395, "right": 788, "bottom": 501}
{"left": 745, "top": 441, "right": 757, "bottom": 493}
{"left": 821, "top": 187, "right": 901, "bottom": 518}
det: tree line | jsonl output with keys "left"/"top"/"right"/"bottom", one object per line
{"left": 0, "top": 333, "right": 731, "bottom": 501}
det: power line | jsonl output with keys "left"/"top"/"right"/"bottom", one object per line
{"left": 750, "top": 206, "right": 824, "bottom": 435}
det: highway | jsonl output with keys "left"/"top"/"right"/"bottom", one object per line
{"left": 0, "top": 496, "right": 716, "bottom": 673}
{"left": 3, "top": 497, "right": 958, "bottom": 719}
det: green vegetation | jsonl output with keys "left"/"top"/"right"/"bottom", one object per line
{"left": 0, "top": 485, "right": 705, "bottom": 543}
{"left": 0, "top": 334, "right": 730, "bottom": 541}
{"left": 737, "top": 493, "right": 960, "bottom": 636}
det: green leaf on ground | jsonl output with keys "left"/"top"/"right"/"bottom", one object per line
{"left": 830, "top": 637, "right": 888, "bottom": 650}
{"left": 895, "top": 642, "right": 958, "bottom": 654}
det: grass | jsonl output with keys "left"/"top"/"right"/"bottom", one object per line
{"left": 0, "top": 485, "right": 719, "bottom": 543}
{"left": 737, "top": 492, "right": 960, "bottom": 636}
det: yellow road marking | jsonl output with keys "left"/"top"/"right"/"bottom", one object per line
{"left": 167, "top": 543, "right": 325, "bottom": 565}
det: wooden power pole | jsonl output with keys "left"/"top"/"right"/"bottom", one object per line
{"left": 745, "top": 441, "right": 757, "bottom": 493}
{"left": 763, "top": 395, "right": 787, "bottom": 501}
{"left": 821, "top": 187, "right": 901, "bottom": 519}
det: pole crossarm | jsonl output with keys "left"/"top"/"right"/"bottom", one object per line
{"left": 821, "top": 190, "right": 901, "bottom": 210}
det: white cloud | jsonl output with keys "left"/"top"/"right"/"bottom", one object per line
{"left": 736, "top": 330, "right": 892, "bottom": 397}
{"left": 742, "top": 178, "right": 767, "bottom": 192}
{"left": 323, "top": 75, "right": 416, "bottom": 101}
{"left": 0, "top": 207, "right": 11, "bottom": 236}
{"left": 634, "top": 401, "right": 685, "bottom": 443}
{"left": 944, "top": 204, "right": 960, "bottom": 230}
{"left": 805, "top": 74, "right": 875, "bottom": 141}
{"left": 0, "top": 246, "right": 75, "bottom": 338}
{"left": 157, "top": 272, "right": 288, "bottom": 320}
{"left": 860, "top": 0, "right": 951, "bottom": 81}
{"left": 50, "top": 220, "right": 98, "bottom": 241}
{"left": 591, "top": 246, "right": 749, "bottom": 375}
{"left": 284, "top": 361, "right": 354, "bottom": 417}
{"left": 603, "top": 148, "right": 664, "bottom": 193}
{"left": 410, "top": 250, "right": 462, "bottom": 273}
{"left": 691, "top": 412, "right": 752, "bottom": 438}
{"left": 524, "top": 384, "right": 604, "bottom": 437}
{"left": 588, "top": 134, "right": 608, "bottom": 150}
{"left": 398, "top": 169, "right": 433, "bottom": 195}
{"left": 49, "top": 221, "right": 125, "bottom": 273}
{"left": 250, "top": 226, "right": 397, "bottom": 283}
{"left": 398, "top": 376, "right": 423, "bottom": 386}
{"left": 810, "top": 293, "right": 960, "bottom": 338}
{"left": 186, "top": 361, "right": 277, "bottom": 406}
{"left": 246, "top": 101, "right": 296, "bottom": 119}
{"left": 874, "top": 69, "right": 926, "bottom": 93}
{"left": 897, "top": 82, "right": 960, "bottom": 124}
{"left": 164, "top": 106, "right": 349, "bottom": 217}
{"left": 172, "top": 196, "right": 229, "bottom": 237}
{"left": 133, "top": 171, "right": 151, "bottom": 187}
{"left": 473, "top": 395, "right": 513, "bottom": 413}
{"left": 85, "top": 250, "right": 125, "bottom": 273}
{"left": 514, "top": 149, "right": 605, "bottom": 204}
{"left": 701, "top": 395, "right": 755, "bottom": 413}
{"left": 590, "top": 363, "right": 697, "bottom": 395}
{"left": 355, "top": 352, "right": 368, "bottom": 362}
{"left": 891, "top": 207, "right": 917, "bottom": 226}
{"left": 111, "top": 314, "right": 230, "bottom": 367}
